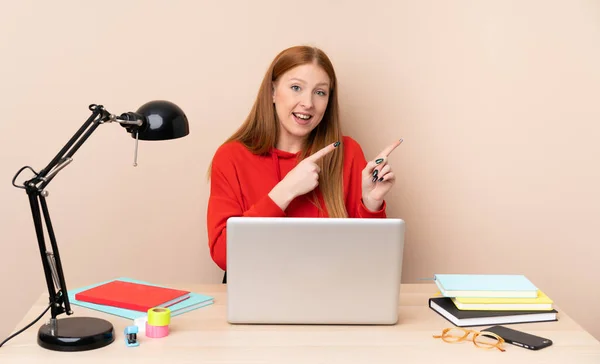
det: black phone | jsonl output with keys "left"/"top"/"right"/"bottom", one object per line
{"left": 482, "top": 325, "right": 553, "bottom": 350}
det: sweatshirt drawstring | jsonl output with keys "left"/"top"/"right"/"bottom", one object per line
{"left": 272, "top": 152, "right": 281, "bottom": 181}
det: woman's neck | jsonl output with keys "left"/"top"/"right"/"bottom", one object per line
{"left": 276, "top": 135, "right": 306, "bottom": 154}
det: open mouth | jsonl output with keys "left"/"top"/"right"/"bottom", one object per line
{"left": 292, "top": 112, "right": 312, "bottom": 124}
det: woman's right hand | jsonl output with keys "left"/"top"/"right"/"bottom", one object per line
{"left": 268, "top": 141, "right": 339, "bottom": 210}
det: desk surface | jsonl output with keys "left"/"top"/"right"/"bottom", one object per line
{"left": 1, "top": 283, "right": 599, "bottom": 363}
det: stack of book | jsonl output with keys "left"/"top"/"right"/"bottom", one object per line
{"left": 428, "top": 274, "right": 558, "bottom": 327}
{"left": 68, "top": 277, "right": 214, "bottom": 320}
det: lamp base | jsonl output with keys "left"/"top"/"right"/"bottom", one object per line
{"left": 37, "top": 317, "right": 114, "bottom": 352}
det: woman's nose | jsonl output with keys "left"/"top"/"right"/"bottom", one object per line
{"left": 300, "top": 94, "right": 313, "bottom": 108}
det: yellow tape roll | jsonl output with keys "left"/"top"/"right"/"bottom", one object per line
{"left": 147, "top": 307, "right": 171, "bottom": 326}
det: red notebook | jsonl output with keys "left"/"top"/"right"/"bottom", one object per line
{"left": 74, "top": 280, "right": 190, "bottom": 312}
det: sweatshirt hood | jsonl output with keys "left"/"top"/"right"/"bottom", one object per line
{"left": 269, "top": 147, "right": 300, "bottom": 159}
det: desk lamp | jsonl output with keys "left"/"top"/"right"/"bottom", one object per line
{"left": 9, "top": 101, "right": 189, "bottom": 351}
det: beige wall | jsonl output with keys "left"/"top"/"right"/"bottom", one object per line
{"left": 1, "top": 0, "right": 599, "bottom": 342}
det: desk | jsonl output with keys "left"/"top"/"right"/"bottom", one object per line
{"left": 1, "top": 284, "right": 599, "bottom": 363}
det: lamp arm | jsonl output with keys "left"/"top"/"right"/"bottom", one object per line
{"left": 12, "top": 104, "right": 143, "bottom": 321}
{"left": 34, "top": 105, "right": 107, "bottom": 185}
{"left": 28, "top": 104, "right": 144, "bottom": 191}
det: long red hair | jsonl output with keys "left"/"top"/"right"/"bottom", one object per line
{"left": 213, "top": 45, "right": 347, "bottom": 218}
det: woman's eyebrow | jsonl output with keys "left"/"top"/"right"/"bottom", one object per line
{"left": 289, "top": 78, "right": 329, "bottom": 87}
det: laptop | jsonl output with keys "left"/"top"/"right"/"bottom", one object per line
{"left": 225, "top": 217, "right": 405, "bottom": 325}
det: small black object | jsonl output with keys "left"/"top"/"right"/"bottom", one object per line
{"left": 482, "top": 325, "right": 553, "bottom": 350}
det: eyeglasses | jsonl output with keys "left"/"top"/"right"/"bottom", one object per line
{"left": 433, "top": 328, "right": 506, "bottom": 352}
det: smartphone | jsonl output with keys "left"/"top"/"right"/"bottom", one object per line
{"left": 482, "top": 325, "right": 553, "bottom": 350}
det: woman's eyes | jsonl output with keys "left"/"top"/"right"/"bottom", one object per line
{"left": 290, "top": 85, "right": 327, "bottom": 96}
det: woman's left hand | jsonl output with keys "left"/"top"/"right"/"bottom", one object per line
{"left": 361, "top": 139, "right": 403, "bottom": 211}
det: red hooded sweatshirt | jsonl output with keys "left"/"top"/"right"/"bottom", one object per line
{"left": 206, "top": 135, "right": 387, "bottom": 271}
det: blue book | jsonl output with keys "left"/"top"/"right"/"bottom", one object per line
{"left": 67, "top": 277, "right": 214, "bottom": 320}
{"left": 434, "top": 274, "right": 538, "bottom": 298}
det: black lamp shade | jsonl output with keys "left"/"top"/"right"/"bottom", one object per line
{"left": 134, "top": 100, "right": 189, "bottom": 140}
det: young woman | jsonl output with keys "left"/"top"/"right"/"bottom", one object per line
{"left": 207, "top": 45, "right": 402, "bottom": 276}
